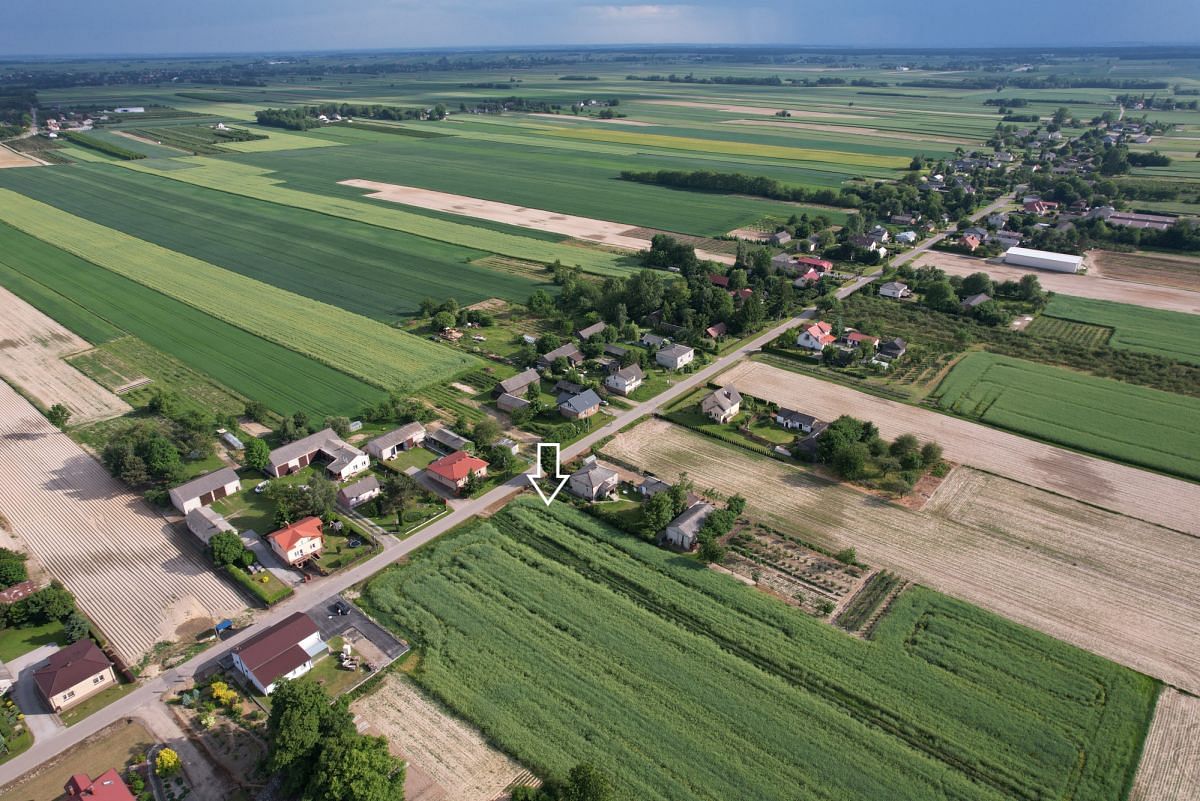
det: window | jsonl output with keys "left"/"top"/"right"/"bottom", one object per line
{"left": 63, "top": 690, "right": 75, "bottom": 700}
{"left": 94, "top": 674, "right": 106, "bottom": 684}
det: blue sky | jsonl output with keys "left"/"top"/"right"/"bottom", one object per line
{"left": 4, "top": 0, "right": 1199, "bottom": 55}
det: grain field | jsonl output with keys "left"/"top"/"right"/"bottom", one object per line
{"left": 0, "top": 286, "right": 129, "bottom": 423}
{"left": 719, "top": 360, "right": 1200, "bottom": 535}
{"left": 1129, "top": 688, "right": 1200, "bottom": 801}
{"left": 0, "top": 382, "right": 243, "bottom": 663}
{"left": 604, "top": 419, "right": 1200, "bottom": 693}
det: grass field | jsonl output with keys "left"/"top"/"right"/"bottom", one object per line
{"left": 0, "top": 164, "right": 549, "bottom": 321}
{"left": 933, "top": 352, "right": 1200, "bottom": 480}
{"left": 1023, "top": 315, "right": 1113, "bottom": 349}
{"left": 0, "top": 223, "right": 382, "bottom": 417}
{"left": 1039, "top": 295, "right": 1200, "bottom": 364}
{"left": 362, "top": 499, "right": 1156, "bottom": 801}
{"left": 0, "top": 189, "right": 479, "bottom": 391}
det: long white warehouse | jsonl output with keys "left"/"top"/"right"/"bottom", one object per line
{"left": 1003, "top": 246, "right": 1084, "bottom": 273}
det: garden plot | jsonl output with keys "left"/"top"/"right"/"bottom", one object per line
{"left": 603, "top": 419, "right": 1200, "bottom": 694}
{"left": 0, "top": 286, "right": 129, "bottom": 423}
{"left": 0, "top": 381, "right": 243, "bottom": 663}
{"left": 1129, "top": 687, "right": 1200, "bottom": 801}
{"left": 915, "top": 251, "right": 1200, "bottom": 315}
{"left": 339, "top": 180, "right": 735, "bottom": 264}
{"left": 351, "top": 674, "right": 531, "bottom": 801}
{"left": 718, "top": 359, "right": 1200, "bottom": 535}
{"left": 724, "top": 525, "right": 868, "bottom": 617}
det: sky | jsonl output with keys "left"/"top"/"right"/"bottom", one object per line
{"left": 4, "top": 0, "right": 1200, "bottom": 56}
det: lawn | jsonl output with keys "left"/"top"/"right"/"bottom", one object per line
{"left": 933, "top": 352, "right": 1200, "bottom": 480}
{"left": 60, "top": 680, "right": 139, "bottom": 727}
{"left": 0, "top": 620, "right": 64, "bottom": 662}
{"left": 1039, "top": 295, "right": 1200, "bottom": 364}
{"left": 0, "top": 189, "right": 481, "bottom": 392}
{"left": 381, "top": 446, "right": 437, "bottom": 473}
{"left": 0, "top": 223, "right": 382, "bottom": 418}
{"left": 0, "top": 165, "right": 550, "bottom": 322}
{"left": 320, "top": 516, "right": 378, "bottom": 572}
{"left": 361, "top": 500, "right": 1156, "bottom": 801}
{"left": 304, "top": 640, "right": 367, "bottom": 698}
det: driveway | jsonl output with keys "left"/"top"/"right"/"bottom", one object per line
{"left": 310, "top": 595, "right": 410, "bottom": 666}
{"left": 241, "top": 530, "right": 304, "bottom": 586}
{"left": 10, "top": 644, "right": 65, "bottom": 741}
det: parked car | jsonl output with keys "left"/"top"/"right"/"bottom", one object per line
{"left": 254, "top": 480, "right": 271, "bottom": 494}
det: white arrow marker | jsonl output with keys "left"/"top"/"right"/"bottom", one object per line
{"left": 526, "top": 442, "right": 570, "bottom": 506}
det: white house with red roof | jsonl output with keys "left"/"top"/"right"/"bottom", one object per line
{"left": 426, "top": 451, "right": 489, "bottom": 495}
{"left": 796, "top": 321, "right": 836, "bottom": 352}
{"left": 267, "top": 516, "right": 325, "bottom": 566}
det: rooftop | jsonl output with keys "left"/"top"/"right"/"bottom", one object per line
{"left": 170, "top": 467, "right": 239, "bottom": 502}
{"left": 233, "top": 611, "right": 321, "bottom": 690}
{"left": 428, "top": 450, "right": 489, "bottom": 481}
{"left": 268, "top": 516, "right": 324, "bottom": 552}
{"left": 34, "top": 639, "right": 111, "bottom": 698}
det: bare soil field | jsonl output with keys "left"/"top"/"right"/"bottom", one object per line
{"left": 916, "top": 251, "right": 1200, "bottom": 314}
{"left": 640, "top": 99, "right": 869, "bottom": 119}
{"left": 0, "top": 144, "right": 39, "bottom": 169}
{"left": 604, "top": 419, "right": 1200, "bottom": 692}
{"left": 340, "top": 180, "right": 735, "bottom": 264}
{"left": 0, "top": 286, "right": 130, "bottom": 423}
{"left": 720, "top": 359, "right": 1200, "bottom": 534}
{"left": 1088, "top": 249, "right": 1200, "bottom": 292}
{"left": 351, "top": 674, "right": 531, "bottom": 801}
{"left": 722, "top": 118, "right": 973, "bottom": 145}
{"left": 1130, "top": 687, "right": 1200, "bottom": 801}
{"left": 0, "top": 381, "right": 244, "bottom": 663}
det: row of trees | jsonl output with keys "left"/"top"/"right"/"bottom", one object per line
{"left": 815, "top": 416, "right": 944, "bottom": 495}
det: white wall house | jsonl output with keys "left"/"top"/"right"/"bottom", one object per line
{"left": 232, "top": 612, "right": 326, "bottom": 695}
{"left": 169, "top": 467, "right": 241, "bottom": 514}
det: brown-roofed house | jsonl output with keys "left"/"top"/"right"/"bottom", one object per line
{"left": 34, "top": 640, "right": 116, "bottom": 712}
{"left": 231, "top": 611, "right": 325, "bottom": 694}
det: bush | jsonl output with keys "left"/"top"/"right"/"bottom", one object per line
{"left": 226, "top": 566, "right": 293, "bottom": 606}
{"left": 155, "top": 748, "right": 181, "bottom": 776}
{"left": 834, "top": 548, "right": 857, "bottom": 565}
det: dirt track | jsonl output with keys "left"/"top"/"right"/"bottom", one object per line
{"left": 604, "top": 419, "right": 1200, "bottom": 693}
{"left": 339, "top": 179, "right": 735, "bottom": 264}
{"left": 1129, "top": 687, "right": 1200, "bottom": 801}
{"left": 719, "top": 360, "right": 1200, "bottom": 535}
{"left": 0, "top": 144, "right": 38, "bottom": 169}
{"left": 916, "top": 251, "right": 1200, "bottom": 314}
{"left": 0, "top": 286, "right": 130, "bottom": 423}
{"left": 0, "top": 381, "right": 243, "bottom": 663}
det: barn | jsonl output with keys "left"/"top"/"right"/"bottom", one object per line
{"left": 169, "top": 467, "right": 241, "bottom": 514}
{"left": 1003, "top": 247, "right": 1083, "bottom": 274}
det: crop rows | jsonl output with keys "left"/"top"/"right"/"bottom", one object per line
{"left": 1024, "top": 315, "right": 1112, "bottom": 348}
{"left": 362, "top": 499, "right": 1155, "bottom": 801}
{"left": 1040, "top": 295, "right": 1200, "bottom": 365}
{"left": 934, "top": 352, "right": 1200, "bottom": 480}
{"left": 0, "top": 189, "right": 479, "bottom": 392}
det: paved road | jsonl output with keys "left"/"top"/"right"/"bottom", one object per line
{"left": 0, "top": 192, "right": 1014, "bottom": 787}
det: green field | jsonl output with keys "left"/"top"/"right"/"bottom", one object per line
{"left": 0, "top": 164, "right": 550, "bottom": 321}
{"left": 1023, "top": 315, "right": 1112, "bottom": 348}
{"left": 0, "top": 189, "right": 479, "bottom": 391}
{"left": 0, "top": 222, "right": 382, "bottom": 417}
{"left": 1040, "top": 295, "right": 1200, "bottom": 364}
{"left": 362, "top": 500, "right": 1156, "bottom": 801}
{"left": 934, "top": 352, "right": 1200, "bottom": 480}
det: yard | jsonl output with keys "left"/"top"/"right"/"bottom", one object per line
{"left": 0, "top": 619, "right": 64, "bottom": 662}
{"left": 60, "top": 680, "right": 139, "bottom": 727}
{"left": 0, "top": 719, "right": 153, "bottom": 801}
{"left": 0, "top": 699, "right": 31, "bottom": 766}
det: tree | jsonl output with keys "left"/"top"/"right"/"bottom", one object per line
{"left": 561, "top": 763, "right": 613, "bottom": 801}
{"left": 0, "top": 549, "right": 28, "bottom": 588}
{"left": 726, "top": 494, "right": 746, "bottom": 516}
{"left": 144, "top": 436, "right": 183, "bottom": 482}
{"left": 834, "top": 547, "right": 857, "bottom": 565}
{"left": 244, "top": 437, "right": 271, "bottom": 471}
{"left": 972, "top": 300, "right": 1009, "bottom": 326}
{"left": 1018, "top": 273, "right": 1042, "bottom": 301}
{"left": 32, "top": 583, "right": 75, "bottom": 621}
{"left": 210, "top": 531, "right": 246, "bottom": 567}
{"left": 667, "top": 473, "right": 695, "bottom": 516}
{"left": 832, "top": 442, "right": 869, "bottom": 480}
{"left": 244, "top": 400, "right": 269, "bottom": 423}
{"left": 961, "top": 272, "right": 994, "bottom": 297}
{"left": 432, "top": 311, "right": 456, "bottom": 331}
{"left": 46, "top": 403, "right": 71, "bottom": 429}
{"left": 920, "top": 441, "right": 944, "bottom": 467}
{"left": 268, "top": 678, "right": 354, "bottom": 794}
{"left": 472, "top": 418, "right": 501, "bottom": 448}
{"left": 698, "top": 535, "right": 727, "bottom": 563}
{"left": 640, "top": 492, "right": 675, "bottom": 540}
{"left": 379, "top": 472, "right": 417, "bottom": 526}
{"left": 889, "top": 433, "right": 920, "bottom": 460}
{"left": 62, "top": 611, "right": 90, "bottom": 643}
{"left": 922, "top": 280, "right": 958, "bottom": 312}
{"left": 155, "top": 748, "right": 181, "bottom": 777}
{"left": 306, "top": 473, "right": 338, "bottom": 520}
{"left": 324, "top": 416, "right": 352, "bottom": 438}
{"left": 305, "top": 733, "right": 405, "bottom": 801}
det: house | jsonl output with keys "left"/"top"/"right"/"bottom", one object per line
{"left": 1087, "top": 206, "right": 1176, "bottom": 231}
{"left": 987, "top": 213, "right": 1009, "bottom": 228}
{"left": 497, "top": 393, "right": 531, "bottom": 413}
{"left": 878, "top": 337, "right": 908, "bottom": 359}
{"left": 664, "top": 502, "right": 715, "bottom": 550}
{"left": 845, "top": 331, "right": 880, "bottom": 350}
{"left": 33, "top": 639, "right": 116, "bottom": 713}
{"left": 895, "top": 231, "right": 918, "bottom": 245}
{"left": 960, "top": 293, "right": 992, "bottom": 311}
{"left": 576, "top": 322, "right": 607, "bottom": 341}
{"left": 867, "top": 226, "right": 890, "bottom": 244}
{"left": 991, "top": 230, "right": 1023, "bottom": 249}
{"left": 64, "top": 769, "right": 136, "bottom": 801}
{"left": 267, "top": 516, "right": 325, "bottom": 566}
{"left": 554, "top": 379, "right": 587, "bottom": 396}
{"left": 961, "top": 233, "right": 981, "bottom": 252}
{"left": 775, "top": 409, "right": 820, "bottom": 432}
{"left": 771, "top": 252, "right": 794, "bottom": 271}
{"left": 558, "top": 389, "right": 602, "bottom": 420}
{"left": 890, "top": 213, "right": 917, "bottom": 225}
{"left": 338, "top": 475, "right": 381, "bottom": 510}
{"left": 656, "top": 344, "right": 695, "bottom": 370}
{"left": 168, "top": 467, "right": 240, "bottom": 514}
{"left": 793, "top": 268, "right": 823, "bottom": 287}
{"left": 496, "top": 437, "right": 520, "bottom": 455}
{"left": 773, "top": 255, "right": 832, "bottom": 276}
{"left": 567, "top": 457, "right": 619, "bottom": 502}
{"left": 769, "top": 230, "right": 792, "bottom": 246}
{"left": 641, "top": 333, "right": 668, "bottom": 349}
{"left": 878, "top": 281, "right": 911, "bottom": 299}
{"left": 536, "top": 343, "right": 585, "bottom": 370}
{"left": 638, "top": 476, "right": 672, "bottom": 498}
{"left": 232, "top": 612, "right": 326, "bottom": 695}
{"left": 730, "top": 288, "right": 753, "bottom": 303}
{"left": 426, "top": 427, "right": 473, "bottom": 455}
{"left": 603, "top": 344, "right": 628, "bottom": 359}
{"left": 365, "top": 423, "right": 426, "bottom": 461}
{"left": 1003, "top": 246, "right": 1083, "bottom": 273}
{"left": 186, "top": 506, "right": 233, "bottom": 545}
{"left": 495, "top": 368, "right": 541, "bottom": 399}
{"left": 700, "top": 387, "right": 742, "bottom": 424}
{"left": 1023, "top": 199, "right": 1059, "bottom": 215}
{"left": 425, "top": 451, "right": 489, "bottom": 495}
{"left": 704, "top": 322, "right": 727, "bottom": 339}
{"left": 605, "top": 363, "right": 644, "bottom": 396}
{"left": 708, "top": 273, "right": 731, "bottom": 289}
{"left": 266, "top": 429, "right": 368, "bottom": 481}
{"left": 796, "top": 321, "right": 836, "bottom": 352}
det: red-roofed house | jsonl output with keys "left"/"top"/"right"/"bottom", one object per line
{"left": 796, "top": 321, "right": 836, "bottom": 352}
{"left": 793, "top": 256, "right": 833, "bottom": 272}
{"left": 267, "top": 516, "right": 325, "bottom": 566}
{"left": 1023, "top": 199, "right": 1059, "bottom": 215}
{"left": 426, "top": 451, "right": 489, "bottom": 495}
{"left": 708, "top": 274, "right": 730, "bottom": 289}
{"left": 65, "top": 769, "right": 135, "bottom": 801}
{"left": 729, "top": 288, "right": 753, "bottom": 302}
{"left": 961, "top": 233, "right": 981, "bottom": 252}
{"left": 793, "top": 268, "right": 823, "bottom": 286}
{"left": 845, "top": 331, "right": 880, "bottom": 350}
{"left": 232, "top": 612, "right": 325, "bottom": 694}
{"left": 34, "top": 640, "right": 116, "bottom": 712}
